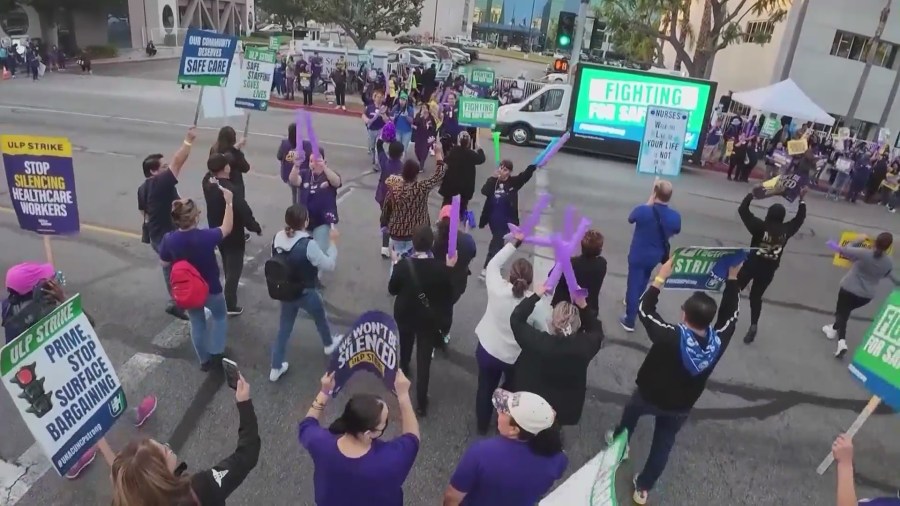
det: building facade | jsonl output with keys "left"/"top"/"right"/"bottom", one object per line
{"left": 661, "top": 0, "right": 900, "bottom": 140}
{"left": 418, "top": 0, "right": 476, "bottom": 40}
{"left": 0, "top": 0, "right": 251, "bottom": 53}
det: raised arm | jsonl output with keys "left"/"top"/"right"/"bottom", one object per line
{"left": 169, "top": 127, "right": 197, "bottom": 179}
{"left": 639, "top": 261, "right": 679, "bottom": 345}
{"left": 201, "top": 376, "right": 260, "bottom": 501}
{"left": 738, "top": 192, "right": 765, "bottom": 235}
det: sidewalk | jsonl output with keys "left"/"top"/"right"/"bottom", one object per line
{"left": 269, "top": 94, "right": 365, "bottom": 118}
{"left": 91, "top": 47, "right": 182, "bottom": 66}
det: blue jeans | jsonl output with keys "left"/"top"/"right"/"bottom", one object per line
{"left": 624, "top": 260, "right": 656, "bottom": 326}
{"left": 388, "top": 239, "right": 414, "bottom": 278}
{"left": 397, "top": 131, "right": 412, "bottom": 153}
{"left": 186, "top": 292, "right": 228, "bottom": 365}
{"left": 150, "top": 239, "right": 173, "bottom": 303}
{"left": 615, "top": 390, "right": 689, "bottom": 491}
{"left": 475, "top": 343, "right": 511, "bottom": 432}
{"left": 311, "top": 224, "right": 331, "bottom": 254}
{"left": 367, "top": 129, "right": 380, "bottom": 164}
{"left": 828, "top": 172, "right": 850, "bottom": 198}
{"left": 271, "top": 289, "right": 334, "bottom": 368}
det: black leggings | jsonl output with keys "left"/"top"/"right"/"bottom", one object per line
{"left": 398, "top": 322, "right": 438, "bottom": 408}
{"left": 833, "top": 288, "right": 871, "bottom": 342}
{"left": 483, "top": 231, "right": 505, "bottom": 268}
{"left": 218, "top": 243, "right": 245, "bottom": 310}
{"left": 334, "top": 83, "right": 346, "bottom": 105}
{"left": 736, "top": 261, "right": 777, "bottom": 325}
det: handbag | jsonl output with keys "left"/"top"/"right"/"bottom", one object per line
{"left": 651, "top": 206, "right": 671, "bottom": 264}
{"left": 405, "top": 259, "right": 449, "bottom": 339}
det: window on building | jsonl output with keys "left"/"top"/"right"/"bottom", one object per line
{"left": 830, "top": 30, "right": 899, "bottom": 68}
{"left": 743, "top": 20, "right": 774, "bottom": 43}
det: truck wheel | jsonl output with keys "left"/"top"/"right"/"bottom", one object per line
{"left": 509, "top": 124, "right": 532, "bottom": 146}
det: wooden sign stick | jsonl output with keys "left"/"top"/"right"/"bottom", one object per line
{"left": 816, "top": 396, "right": 881, "bottom": 475}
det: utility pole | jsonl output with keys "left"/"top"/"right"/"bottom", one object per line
{"left": 845, "top": 0, "right": 892, "bottom": 132}
{"left": 880, "top": 56, "right": 900, "bottom": 127}
{"left": 568, "top": 0, "right": 589, "bottom": 75}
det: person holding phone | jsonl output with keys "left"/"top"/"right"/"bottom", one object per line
{"left": 299, "top": 370, "right": 420, "bottom": 505}
{"left": 111, "top": 375, "right": 260, "bottom": 505}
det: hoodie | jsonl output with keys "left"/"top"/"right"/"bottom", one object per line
{"left": 738, "top": 192, "right": 806, "bottom": 266}
{"left": 439, "top": 146, "right": 486, "bottom": 201}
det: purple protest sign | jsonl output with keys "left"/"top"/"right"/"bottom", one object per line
{"left": 448, "top": 195, "right": 461, "bottom": 257}
{"left": 329, "top": 310, "right": 399, "bottom": 396}
{"left": 1, "top": 135, "right": 80, "bottom": 235}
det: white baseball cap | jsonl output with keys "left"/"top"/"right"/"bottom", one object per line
{"left": 492, "top": 388, "right": 555, "bottom": 434}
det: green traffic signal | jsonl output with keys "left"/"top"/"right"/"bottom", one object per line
{"left": 558, "top": 35, "right": 571, "bottom": 47}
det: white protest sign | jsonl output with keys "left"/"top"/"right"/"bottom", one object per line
{"left": 540, "top": 430, "right": 628, "bottom": 505}
{"left": 235, "top": 47, "right": 276, "bottom": 111}
{"left": 1, "top": 294, "right": 126, "bottom": 476}
{"left": 636, "top": 106, "right": 689, "bottom": 177}
{"left": 202, "top": 59, "right": 243, "bottom": 119}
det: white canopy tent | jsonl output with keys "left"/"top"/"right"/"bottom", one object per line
{"left": 731, "top": 79, "right": 835, "bottom": 126}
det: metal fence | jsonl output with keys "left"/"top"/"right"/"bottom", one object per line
{"left": 494, "top": 77, "right": 544, "bottom": 97}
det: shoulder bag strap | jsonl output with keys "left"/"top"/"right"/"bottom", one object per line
{"left": 651, "top": 206, "right": 671, "bottom": 256}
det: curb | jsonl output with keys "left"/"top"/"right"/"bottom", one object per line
{"left": 92, "top": 55, "right": 182, "bottom": 66}
{"left": 268, "top": 98, "right": 364, "bottom": 118}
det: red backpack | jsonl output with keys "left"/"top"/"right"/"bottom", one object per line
{"left": 170, "top": 260, "right": 208, "bottom": 310}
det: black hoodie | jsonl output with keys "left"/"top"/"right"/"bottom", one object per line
{"left": 738, "top": 192, "right": 806, "bottom": 266}
{"left": 439, "top": 146, "right": 486, "bottom": 201}
{"left": 202, "top": 173, "right": 262, "bottom": 249}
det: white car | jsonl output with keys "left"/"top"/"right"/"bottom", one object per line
{"left": 509, "top": 45, "right": 522, "bottom": 51}
{"left": 540, "top": 73, "right": 568, "bottom": 83}
{"left": 448, "top": 47, "right": 469, "bottom": 64}
{"left": 398, "top": 48, "right": 435, "bottom": 67}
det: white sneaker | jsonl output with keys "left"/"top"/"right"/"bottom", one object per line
{"left": 381, "top": 247, "right": 390, "bottom": 258}
{"left": 822, "top": 324, "right": 837, "bottom": 340}
{"left": 324, "top": 334, "right": 345, "bottom": 356}
{"left": 604, "top": 429, "right": 630, "bottom": 460}
{"left": 835, "top": 339, "right": 849, "bottom": 359}
{"left": 479, "top": 269, "right": 486, "bottom": 281}
{"left": 269, "top": 362, "right": 289, "bottom": 382}
{"left": 204, "top": 307, "right": 212, "bottom": 319}
{"left": 632, "top": 475, "right": 648, "bottom": 505}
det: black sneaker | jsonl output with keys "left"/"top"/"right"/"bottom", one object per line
{"left": 743, "top": 324, "right": 757, "bottom": 344}
{"left": 227, "top": 306, "right": 243, "bottom": 316}
{"left": 165, "top": 303, "right": 188, "bottom": 321}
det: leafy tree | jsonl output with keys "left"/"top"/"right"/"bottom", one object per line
{"left": 600, "top": 0, "right": 789, "bottom": 78}
{"left": 256, "top": 0, "right": 316, "bottom": 29}
{"left": 311, "top": 0, "right": 424, "bottom": 49}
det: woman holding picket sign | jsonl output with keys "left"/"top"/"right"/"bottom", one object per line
{"left": 298, "top": 370, "right": 420, "bottom": 505}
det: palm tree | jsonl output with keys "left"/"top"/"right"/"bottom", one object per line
{"left": 845, "top": 0, "right": 892, "bottom": 132}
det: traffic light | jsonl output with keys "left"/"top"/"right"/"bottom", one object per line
{"left": 557, "top": 11, "right": 576, "bottom": 49}
{"left": 553, "top": 58, "right": 569, "bottom": 73}
{"left": 11, "top": 363, "right": 52, "bottom": 418}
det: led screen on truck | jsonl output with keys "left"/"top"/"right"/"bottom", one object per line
{"left": 569, "top": 66, "right": 715, "bottom": 153}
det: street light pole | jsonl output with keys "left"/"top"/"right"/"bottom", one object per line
{"left": 568, "top": 0, "right": 589, "bottom": 74}
{"left": 527, "top": 0, "right": 536, "bottom": 52}
{"left": 432, "top": 0, "right": 439, "bottom": 41}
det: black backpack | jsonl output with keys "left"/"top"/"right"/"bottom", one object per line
{"left": 264, "top": 238, "right": 308, "bottom": 301}
{"left": 2, "top": 285, "right": 58, "bottom": 344}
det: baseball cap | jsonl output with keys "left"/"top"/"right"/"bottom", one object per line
{"left": 492, "top": 388, "right": 555, "bottom": 434}
{"left": 6, "top": 262, "right": 55, "bottom": 295}
{"left": 438, "top": 205, "right": 453, "bottom": 221}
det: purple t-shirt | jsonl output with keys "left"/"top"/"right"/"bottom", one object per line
{"left": 297, "top": 169, "right": 340, "bottom": 229}
{"left": 861, "top": 500, "right": 900, "bottom": 505}
{"left": 278, "top": 139, "right": 300, "bottom": 183}
{"left": 366, "top": 103, "right": 386, "bottom": 131}
{"left": 298, "top": 417, "right": 419, "bottom": 506}
{"left": 450, "top": 436, "right": 567, "bottom": 506}
{"left": 158, "top": 228, "right": 224, "bottom": 294}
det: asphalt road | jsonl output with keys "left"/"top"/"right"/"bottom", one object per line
{"left": 1, "top": 67, "right": 900, "bottom": 506}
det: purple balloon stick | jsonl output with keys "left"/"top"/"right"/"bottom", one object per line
{"left": 304, "top": 111, "right": 320, "bottom": 161}
{"left": 522, "top": 236, "right": 555, "bottom": 247}
{"left": 448, "top": 195, "right": 461, "bottom": 258}
{"left": 563, "top": 206, "right": 576, "bottom": 238}
{"left": 294, "top": 109, "right": 304, "bottom": 157}
{"left": 506, "top": 193, "right": 551, "bottom": 240}
{"left": 543, "top": 234, "right": 571, "bottom": 292}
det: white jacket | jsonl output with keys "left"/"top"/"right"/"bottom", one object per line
{"left": 474, "top": 243, "right": 550, "bottom": 364}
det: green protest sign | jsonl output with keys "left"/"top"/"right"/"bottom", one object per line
{"left": 760, "top": 117, "right": 779, "bottom": 138}
{"left": 664, "top": 247, "right": 746, "bottom": 291}
{"left": 458, "top": 97, "right": 499, "bottom": 129}
{"left": 540, "top": 429, "right": 628, "bottom": 505}
{"left": 268, "top": 36, "right": 279, "bottom": 50}
{"left": 849, "top": 289, "right": 900, "bottom": 410}
{"left": 469, "top": 67, "right": 496, "bottom": 87}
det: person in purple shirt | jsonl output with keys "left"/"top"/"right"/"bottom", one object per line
{"left": 158, "top": 192, "right": 233, "bottom": 370}
{"left": 620, "top": 178, "right": 681, "bottom": 332}
{"left": 443, "top": 389, "right": 567, "bottom": 506}
{"left": 299, "top": 370, "right": 420, "bottom": 506}
{"left": 288, "top": 147, "right": 341, "bottom": 255}
{"left": 277, "top": 123, "right": 301, "bottom": 203}
{"left": 364, "top": 91, "right": 389, "bottom": 170}
{"left": 376, "top": 140, "right": 405, "bottom": 257}
{"left": 832, "top": 434, "right": 900, "bottom": 506}
{"left": 391, "top": 91, "right": 415, "bottom": 152}
{"left": 439, "top": 92, "right": 461, "bottom": 154}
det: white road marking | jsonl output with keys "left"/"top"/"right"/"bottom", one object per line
{"left": 150, "top": 319, "right": 190, "bottom": 349}
{"left": 336, "top": 187, "right": 355, "bottom": 205}
{"left": 0, "top": 104, "right": 369, "bottom": 151}
{"left": 0, "top": 352, "right": 164, "bottom": 505}
{"left": 533, "top": 170, "right": 555, "bottom": 280}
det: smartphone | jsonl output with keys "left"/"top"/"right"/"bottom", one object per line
{"left": 222, "top": 358, "right": 240, "bottom": 390}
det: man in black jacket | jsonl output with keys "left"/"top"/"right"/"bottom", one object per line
{"left": 438, "top": 131, "right": 486, "bottom": 218}
{"left": 608, "top": 257, "right": 740, "bottom": 506}
{"left": 477, "top": 160, "right": 537, "bottom": 277}
{"left": 202, "top": 154, "right": 263, "bottom": 315}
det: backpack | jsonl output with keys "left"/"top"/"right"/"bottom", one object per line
{"left": 2, "top": 286, "right": 58, "bottom": 344}
{"left": 264, "top": 238, "right": 308, "bottom": 301}
{"left": 170, "top": 260, "right": 209, "bottom": 309}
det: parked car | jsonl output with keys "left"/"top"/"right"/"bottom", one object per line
{"left": 448, "top": 47, "right": 469, "bottom": 64}
{"left": 444, "top": 41, "right": 479, "bottom": 60}
{"left": 394, "top": 34, "right": 418, "bottom": 44}
{"left": 397, "top": 48, "right": 435, "bottom": 67}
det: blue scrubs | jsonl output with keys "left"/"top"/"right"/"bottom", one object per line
{"left": 623, "top": 203, "right": 681, "bottom": 327}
